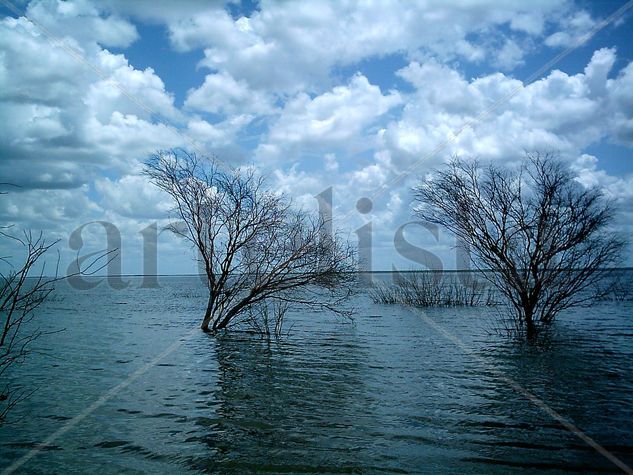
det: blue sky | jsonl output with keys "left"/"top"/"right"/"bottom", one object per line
{"left": 1, "top": 0, "right": 632, "bottom": 275}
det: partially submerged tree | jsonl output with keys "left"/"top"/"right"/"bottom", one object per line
{"left": 0, "top": 231, "right": 57, "bottom": 423}
{"left": 0, "top": 235, "right": 112, "bottom": 423}
{"left": 145, "top": 150, "right": 355, "bottom": 334}
{"left": 1, "top": 186, "right": 113, "bottom": 423}
{"left": 413, "top": 153, "right": 625, "bottom": 339}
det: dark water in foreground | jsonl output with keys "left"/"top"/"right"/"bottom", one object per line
{"left": 1, "top": 275, "right": 633, "bottom": 474}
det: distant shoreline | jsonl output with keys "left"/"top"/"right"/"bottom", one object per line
{"left": 31, "top": 267, "right": 633, "bottom": 279}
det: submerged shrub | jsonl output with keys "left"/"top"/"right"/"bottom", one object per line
{"left": 370, "top": 272, "right": 497, "bottom": 307}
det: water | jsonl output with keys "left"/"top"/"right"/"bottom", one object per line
{"left": 1, "top": 275, "right": 632, "bottom": 474}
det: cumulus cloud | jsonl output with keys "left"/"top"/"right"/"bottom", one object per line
{"left": 510, "top": 11, "right": 547, "bottom": 35}
{"left": 0, "top": 185, "right": 100, "bottom": 233}
{"left": 494, "top": 39, "right": 526, "bottom": 70}
{"left": 27, "top": 0, "right": 139, "bottom": 48}
{"left": 608, "top": 62, "right": 633, "bottom": 146}
{"left": 384, "top": 48, "right": 632, "bottom": 169}
{"left": 0, "top": 7, "right": 188, "bottom": 192}
{"left": 573, "top": 154, "right": 633, "bottom": 238}
{"left": 84, "top": 51, "right": 182, "bottom": 123}
{"left": 545, "top": 10, "right": 596, "bottom": 48}
{"left": 256, "top": 74, "right": 401, "bottom": 164}
{"left": 1, "top": 0, "right": 632, "bottom": 271}
{"left": 185, "top": 71, "right": 275, "bottom": 116}
{"left": 94, "top": 175, "right": 171, "bottom": 219}
{"left": 186, "top": 115, "right": 254, "bottom": 147}
{"left": 161, "top": 0, "right": 576, "bottom": 93}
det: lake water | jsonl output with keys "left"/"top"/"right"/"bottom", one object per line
{"left": 1, "top": 274, "right": 632, "bottom": 474}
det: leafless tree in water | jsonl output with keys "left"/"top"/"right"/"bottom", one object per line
{"left": 413, "top": 153, "right": 625, "bottom": 340}
{"left": 0, "top": 230, "right": 58, "bottom": 423}
{"left": 0, "top": 187, "right": 114, "bottom": 424}
{"left": 145, "top": 150, "right": 356, "bottom": 334}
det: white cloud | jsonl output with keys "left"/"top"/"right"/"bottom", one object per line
{"left": 186, "top": 115, "right": 253, "bottom": 146}
{"left": 494, "top": 39, "right": 526, "bottom": 70}
{"left": 348, "top": 150, "right": 394, "bottom": 193}
{"left": 545, "top": 10, "right": 596, "bottom": 48}
{"left": 396, "top": 60, "right": 481, "bottom": 115}
{"left": 27, "top": 0, "right": 138, "bottom": 48}
{"left": 83, "top": 112, "right": 183, "bottom": 164}
{"left": 608, "top": 62, "right": 633, "bottom": 146}
{"left": 2, "top": 0, "right": 632, "bottom": 271}
{"left": 185, "top": 71, "right": 275, "bottom": 116}
{"left": 257, "top": 74, "right": 400, "bottom": 164}
{"left": 160, "top": 0, "right": 575, "bottom": 93}
{"left": 510, "top": 12, "right": 546, "bottom": 35}
{"left": 573, "top": 154, "right": 633, "bottom": 227}
{"left": 0, "top": 10, "right": 185, "bottom": 191}
{"left": 0, "top": 186, "right": 100, "bottom": 232}
{"left": 85, "top": 50, "right": 182, "bottom": 123}
{"left": 271, "top": 165, "right": 325, "bottom": 210}
{"left": 384, "top": 48, "right": 632, "bottom": 170}
{"left": 0, "top": 16, "right": 88, "bottom": 105}
{"left": 324, "top": 154, "right": 338, "bottom": 172}
{"left": 100, "top": 0, "right": 226, "bottom": 24}
{"left": 95, "top": 175, "right": 171, "bottom": 219}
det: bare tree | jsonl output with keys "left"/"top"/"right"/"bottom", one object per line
{"left": 0, "top": 230, "right": 58, "bottom": 422}
{"left": 1, "top": 185, "right": 114, "bottom": 423}
{"left": 413, "top": 153, "right": 625, "bottom": 340}
{"left": 144, "top": 150, "right": 355, "bottom": 334}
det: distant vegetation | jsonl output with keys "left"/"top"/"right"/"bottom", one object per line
{"left": 370, "top": 272, "right": 496, "bottom": 307}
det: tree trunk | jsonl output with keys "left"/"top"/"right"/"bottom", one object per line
{"left": 200, "top": 294, "right": 214, "bottom": 332}
{"left": 213, "top": 313, "right": 231, "bottom": 332}
{"left": 213, "top": 293, "right": 255, "bottom": 331}
{"left": 524, "top": 308, "right": 537, "bottom": 341}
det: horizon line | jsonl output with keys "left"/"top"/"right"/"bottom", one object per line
{"left": 32, "top": 267, "right": 633, "bottom": 278}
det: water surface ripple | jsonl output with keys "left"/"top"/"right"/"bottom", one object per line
{"left": 1, "top": 276, "right": 632, "bottom": 474}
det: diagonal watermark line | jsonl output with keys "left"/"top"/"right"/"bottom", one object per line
{"left": 349, "top": 0, "right": 633, "bottom": 217}
{"left": 6, "top": 310, "right": 630, "bottom": 474}
{"left": 1, "top": 1, "right": 631, "bottom": 470}
{"left": 412, "top": 306, "right": 633, "bottom": 474}
{"left": 1, "top": 328, "right": 198, "bottom": 475}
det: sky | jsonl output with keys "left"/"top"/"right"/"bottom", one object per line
{"left": 0, "top": 0, "right": 632, "bottom": 276}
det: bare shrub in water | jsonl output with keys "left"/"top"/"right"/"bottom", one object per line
{"left": 370, "top": 272, "right": 497, "bottom": 307}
